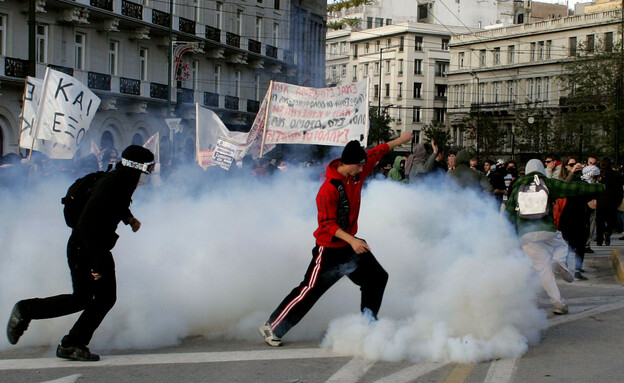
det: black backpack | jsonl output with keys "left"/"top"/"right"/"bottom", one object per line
{"left": 61, "top": 171, "right": 107, "bottom": 228}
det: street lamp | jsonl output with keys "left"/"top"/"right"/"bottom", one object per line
{"left": 378, "top": 45, "right": 400, "bottom": 116}
{"left": 470, "top": 72, "right": 480, "bottom": 159}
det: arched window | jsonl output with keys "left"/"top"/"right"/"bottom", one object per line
{"left": 132, "top": 133, "right": 144, "bottom": 146}
{"left": 100, "top": 130, "right": 114, "bottom": 150}
{"left": 0, "top": 128, "right": 4, "bottom": 157}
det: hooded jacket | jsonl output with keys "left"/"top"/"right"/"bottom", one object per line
{"left": 448, "top": 150, "right": 492, "bottom": 192}
{"left": 406, "top": 143, "right": 436, "bottom": 183}
{"left": 313, "top": 143, "right": 389, "bottom": 248}
{"left": 506, "top": 159, "right": 605, "bottom": 237}
{"left": 75, "top": 165, "right": 141, "bottom": 272}
{"left": 387, "top": 155, "right": 405, "bottom": 182}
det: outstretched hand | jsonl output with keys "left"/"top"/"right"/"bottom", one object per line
{"left": 129, "top": 217, "right": 141, "bottom": 232}
{"left": 431, "top": 139, "right": 438, "bottom": 154}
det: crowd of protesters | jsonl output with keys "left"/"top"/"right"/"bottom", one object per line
{"left": 3, "top": 142, "right": 624, "bottom": 322}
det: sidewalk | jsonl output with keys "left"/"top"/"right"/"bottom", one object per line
{"left": 580, "top": 233, "right": 624, "bottom": 285}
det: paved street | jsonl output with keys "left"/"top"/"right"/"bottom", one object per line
{"left": 1, "top": 238, "right": 624, "bottom": 383}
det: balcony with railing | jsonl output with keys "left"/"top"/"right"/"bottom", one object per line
{"left": 266, "top": 44, "right": 277, "bottom": 59}
{"left": 122, "top": 0, "right": 143, "bottom": 20}
{"left": 205, "top": 26, "right": 221, "bottom": 42}
{"left": 248, "top": 39, "right": 261, "bottom": 54}
{"left": 204, "top": 92, "right": 219, "bottom": 107}
{"left": 4, "top": 57, "right": 29, "bottom": 78}
{"left": 179, "top": 17, "right": 196, "bottom": 35}
{"left": 150, "top": 83, "right": 168, "bottom": 100}
{"left": 120, "top": 77, "right": 141, "bottom": 95}
{"left": 178, "top": 87, "right": 194, "bottom": 103}
{"left": 152, "top": 9, "right": 170, "bottom": 27}
{"left": 225, "top": 95, "right": 239, "bottom": 110}
{"left": 48, "top": 64, "right": 74, "bottom": 76}
{"left": 226, "top": 32, "right": 241, "bottom": 48}
{"left": 90, "top": 0, "right": 113, "bottom": 11}
{"left": 88, "top": 71, "right": 111, "bottom": 91}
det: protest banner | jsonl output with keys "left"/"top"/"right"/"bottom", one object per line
{"left": 212, "top": 138, "right": 239, "bottom": 170}
{"left": 253, "top": 80, "right": 369, "bottom": 150}
{"left": 19, "top": 77, "right": 43, "bottom": 151}
{"left": 143, "top": 132, "right": 160, "bottom": 163}
{"left": 29, "top": 68, "right": 101, "bottom": 159}
{"left": 142, "top": 132, "right": 161, "bottom": 176}
{"left": 19, "top": 77, "right": 76, "bottom": 159}
{"left": 195, "top": 104, "right": 248, "bottom": 169}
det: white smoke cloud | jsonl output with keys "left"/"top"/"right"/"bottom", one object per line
{"left": 0, "top": 165, "right": 547, "bottom": 363}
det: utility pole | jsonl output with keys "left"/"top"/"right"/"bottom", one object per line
{"left": 470, "top": 72, "right": 480, "bottom": 159}
{"left": 167, "top": 0, "right": 174, "bottom": 118}
{"left": 167, "top": 0, "right": 174, "bottom": 166}
{"left": 28, "top": 0, "right": 36, "bottom": 77}
{"left": 616, "top": 0, "right": 624, "bottom": 165}
{"left": 377, "top": 45, "right": 400, "bottom": 117}
{"left": 378, "top": 47, "right": 385, "bottom": 117}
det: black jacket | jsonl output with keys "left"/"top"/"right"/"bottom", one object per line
{"left": 74, "top": 166, "right": 140, "bottom": 272}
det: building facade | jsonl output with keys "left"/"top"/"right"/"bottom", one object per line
{"left": 0, "top": 0, "right": 326, "bottom": 162}
{"left": 327, "top": 21, "right": 470, "bottom": 145}
{"left": 447, "top": 9, "right": 621, "bottom": 157}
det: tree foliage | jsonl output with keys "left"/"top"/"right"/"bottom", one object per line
{"left": 557, "top": 37, "right": 624, "bottom": 159}
{"left": 456, "top": 113, "right": 506, "bottom": 159}
{"left": 423, "top": 122, "right": 451, "bottom": 151}
{"left": 368, "top": 107, "right": 395, "bottom": 146}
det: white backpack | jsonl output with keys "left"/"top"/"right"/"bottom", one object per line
{"left": 517, "top": 174, "right": 550, "bottom": 219}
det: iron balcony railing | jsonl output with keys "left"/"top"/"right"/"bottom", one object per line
{"left": 205, "top": 26, "right": 220, "bottom": 42}
{"left": 88, "top": 71, "right": 111, "bottom": 91}
{"left": 179, "top": 17, "right": 196, "bottom": 35}
{"left": 120, "top": 77, "right": 141, "bottom": 95}
{"left": 5, "top": 57, "right": 29, "bottom": 78}
{"left": 90, "top": 0, "right": 113, "bottom": 11}
{"left": 150, "top": 82, "right": 168, "bottom": 99}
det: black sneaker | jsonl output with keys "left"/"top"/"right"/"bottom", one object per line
{"left": 56, "top": 344, "right": 100, "bottom": 361}
{"left": 575, "top": 271, "right": 588, "bottom": 280}
{"left": 585, "top": 247, "right": 594, "bottom": 254}
{"left": 6, "top": 302, "right": 30, "bottom": 345}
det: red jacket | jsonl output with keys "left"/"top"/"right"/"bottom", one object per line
{"left": 313, "top": 143, "right": 390, "bottom": 247}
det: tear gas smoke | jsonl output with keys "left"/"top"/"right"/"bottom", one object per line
{"left": 0, "top": 165, "right": 547, "bottom": 363}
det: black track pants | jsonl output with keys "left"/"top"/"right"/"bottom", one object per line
{"left": 19, "top": 233, "right": 117, "bottom": 347}
{"left": 268, "top": 244, "right": 388, "bottom": 338}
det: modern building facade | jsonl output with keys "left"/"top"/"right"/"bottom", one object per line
{"left": 0, "top": 0, "right": 326, "bottom": 162}
{"left": 327, "top": 22, "right": 471, "bottom": 145}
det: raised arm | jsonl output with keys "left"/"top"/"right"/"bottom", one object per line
{"left": 387, "top": 131, "right": 414, "bottom": 151}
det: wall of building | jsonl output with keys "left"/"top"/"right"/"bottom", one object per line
{"left": 0, "top": 0, "right": 326, "bottom": 160}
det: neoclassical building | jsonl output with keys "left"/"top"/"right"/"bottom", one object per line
{"left": 0, "top": 0, "right": 326, "bottom": 163}
{"left": 447, "top": 9, "right": 622, "bottom": 156}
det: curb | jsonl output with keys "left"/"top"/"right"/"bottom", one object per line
{"left": 610, "top": 248, "right": 624, "bottom": 285}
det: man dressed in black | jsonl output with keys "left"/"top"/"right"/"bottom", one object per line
{"left": 6, "top": 145, "right": 155, "bottom": 361}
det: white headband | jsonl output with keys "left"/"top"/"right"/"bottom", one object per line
{"left": 121, "top": 158, "right": 156, "bottom": 174}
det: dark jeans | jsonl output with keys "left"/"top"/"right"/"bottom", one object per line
{"left": 268, "top": 244, "right": 388, "bottom": 338}
{"left": 596, "top": 208, "right": 617, "bottom": 244}
{"left": 19, "top": 233, "right": 117, "bottom": 346}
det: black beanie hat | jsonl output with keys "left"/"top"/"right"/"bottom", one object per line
{"left": 341, "top": 140, "right": 367, "bottom": 165}
{"left": 121, "top": 145, "right": 155, "bottom": 173}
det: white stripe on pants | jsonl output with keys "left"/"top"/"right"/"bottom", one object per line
{"left": 520, "top": 231, "right": 570, "bottom": 305}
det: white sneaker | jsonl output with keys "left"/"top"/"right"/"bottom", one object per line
{"left": 553, "top": 301, "right": 569, "bottom": 315}
{"left": 552, "top": 260, "right": 574, "bottom": 283}
{"left": 258, "top": 322, "right": 282, "bottom": 347}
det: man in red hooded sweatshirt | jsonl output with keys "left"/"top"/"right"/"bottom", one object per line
{"left": 259, "top": 132, "right": 414, "bottom": 346}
